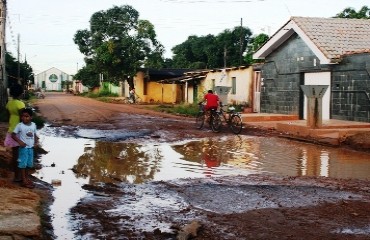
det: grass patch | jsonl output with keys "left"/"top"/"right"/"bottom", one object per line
{"left": 152, "top": 103, "right": 200, "bottom": 117}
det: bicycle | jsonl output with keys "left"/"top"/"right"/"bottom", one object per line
{"left": 123, "top": 93, "right": 142, "bottom": 104}
{"left": 195, "top": 104, "right": 221, "bottom": 132}
{"left": 211, "top": 102, "right": 243, "bottom": 134}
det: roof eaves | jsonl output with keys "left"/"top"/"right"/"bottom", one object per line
{"left": 253, "top": 17, "right": 332, "bottom": 64}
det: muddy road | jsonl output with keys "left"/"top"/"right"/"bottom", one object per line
{"left": 34, "top": 92, "right": 370, "bottom": 240}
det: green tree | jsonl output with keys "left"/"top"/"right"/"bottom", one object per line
{"left": 244, "top": 33, "right": 269, "bottom": 64}
{"left": 171, "top": 26, "right": 252, "bottom": 69}
{"left": 73, "top": 62, "right": 100, "bottom": 88}
{"left": 73, "top": 5, "right": 164, "bottom": 87}
{"left": 335, "top": 5, "right": 370, "bottom": 19}
{"left": 6, "top": 52, "right": 34, "bottom": 89}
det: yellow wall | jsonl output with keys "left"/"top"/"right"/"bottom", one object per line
{"left": 146, "top": 82, "right": 179, "bottom": 103}
{"left": 133, "top": 71, "right": 181, "bottom": 103}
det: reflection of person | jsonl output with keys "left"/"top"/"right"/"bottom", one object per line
{"left": 129, "top": 87, "right": 136, "bottom": 103}
{"left": 202, "top": 148, "right": 221, "bottom": 177}
{"left": 5, "top": 84, "right": 25, "bottom": 182}
{"left": 11, "top": 108, "right": 39, "bottom": 188}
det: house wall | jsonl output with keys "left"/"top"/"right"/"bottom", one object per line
{"left": 133, "top": 71, "right": 182, "bottom": 103}
{"left": 199, "top": 67, "right": 253, "bottom": 106}
{"left": 331, "top": 53, "right": 370, "bottom": 122}
{"left": 133, "top": 71, "right": 145, "bottom": 101}
{"left": 146, "top": 82, "right": 178, "bottom": 103}
{"left": 101, "top": 82, "right": 121, "bottom": 95}
{"left": 261, "top": 34, "right": 323, "bottom": 115}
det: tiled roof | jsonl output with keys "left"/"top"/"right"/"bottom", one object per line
{"left": 291, "top": 17, "right": 370, "bottom": 61}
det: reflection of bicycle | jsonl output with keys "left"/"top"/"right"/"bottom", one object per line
{"left": 195, "top": 104, "right": 221, "bottom": 132}
{"left": 211, "top": 102, "right": 243, "bottom": 134}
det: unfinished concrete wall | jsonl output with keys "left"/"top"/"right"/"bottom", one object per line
{"left": 331, "top": 53, "right": 370, "bottom": 122}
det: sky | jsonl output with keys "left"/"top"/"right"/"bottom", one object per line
{"left": 6, "top": 0, "right": 369, "bottom": 75}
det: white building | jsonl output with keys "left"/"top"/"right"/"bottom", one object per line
{"left": 35, "top": 67, "right": 71, "bottom": 91}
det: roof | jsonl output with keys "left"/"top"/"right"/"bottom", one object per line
{"left": 35, "top": 67, "right": 71, "bottom": 76}
{"left": 139, "top": 68, "right": 192, "bottom": 81}
{"left": 253, "top": 17, "right": 370, "bottom": 64}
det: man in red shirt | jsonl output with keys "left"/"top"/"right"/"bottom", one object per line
{"left": 203, "top": 90, "right": 219, "bottom": 111}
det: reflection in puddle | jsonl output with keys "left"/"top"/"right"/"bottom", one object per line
{"left": 34, "top": 130, "right": 370, "bottom": 239}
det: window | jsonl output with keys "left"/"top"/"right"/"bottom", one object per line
{"left": 49, "top": 74, "right": 58, "bottom": 83}
{"left": 231, "top": 77, "right": 236, "bottom": 94}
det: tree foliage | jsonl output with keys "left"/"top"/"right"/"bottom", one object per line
{"left": 73, "top": 5, "right": 164, "bottom": 86}
{"left": 6, "top": 52, "right": 34, "bottom": 88}
{"left": 244, "top": 33, "right": 269, "bottom": 64}
{"left": 335, "top": 5, "right": 370, "bottom": 19}
{"left": 73, "top": 61, "right": 100, "bottom": 88}
{"left": 171, "top": 26, "right": 252, "bottom": 68}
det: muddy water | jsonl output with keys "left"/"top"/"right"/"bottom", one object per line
{"left": 34, "top": 127, "right": 370, "bottom": 239}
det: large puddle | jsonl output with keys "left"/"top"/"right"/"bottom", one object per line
{"left": 34, "top": 126, "right": 370, "bottom": 239}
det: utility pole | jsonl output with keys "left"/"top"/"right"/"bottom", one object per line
{"left": 239, "top": 18, "right": 244, "bottom": 66}
{"left": 17, "top": 34, "right": 20, "bottom": 84}
{"left": 0, "top": 0, "right": 7, "bottom": 106}
{"left": 223, "top": 46, "right": 227, "bottom": 68}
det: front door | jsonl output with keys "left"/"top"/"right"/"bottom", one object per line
{"left": 253, "top": 71, "right": 261, "bottom": 113}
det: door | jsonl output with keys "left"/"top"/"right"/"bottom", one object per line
{"left": 253, "top": 71, "right": 261, "bottom": 113}
{"left": 303, "top": 72, "right": 331, "bottom": 120}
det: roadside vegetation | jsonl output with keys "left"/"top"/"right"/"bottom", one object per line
{"left": 150, "top": 103, "right": 200, "bottom": 117}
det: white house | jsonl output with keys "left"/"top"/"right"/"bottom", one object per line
{"left": 35, "top": 67, "right": 72, "bottom": 91}
{"left": 181, "top": 66, "right": 254, "bottom": 107}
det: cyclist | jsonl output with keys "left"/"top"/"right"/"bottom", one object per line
{"left": 203, "top": 90, "right": 219, "bottom": 111}
{"left": 200, "top": 90, "right": 219, "bottom": 122}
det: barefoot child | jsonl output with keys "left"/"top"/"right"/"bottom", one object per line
{"left": 11, "top": 108, "right": 39, "bottom": 188}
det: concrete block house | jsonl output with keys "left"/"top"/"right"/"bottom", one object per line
{"left": 253, "top": 17, "right": 370, "bottom": 123}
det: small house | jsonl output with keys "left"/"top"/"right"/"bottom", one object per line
{"left": 253, "top": 17, "right": 370, "bottom": 122}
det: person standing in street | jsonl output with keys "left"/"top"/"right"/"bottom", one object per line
{"left": 11, "top": 108, "right": 39, "bottom": 188}
{"left": 129, "top": 87, "right": 136, "bottom": 103}
{"left": 5, "top": 84, "right": 25, "bottom": 182}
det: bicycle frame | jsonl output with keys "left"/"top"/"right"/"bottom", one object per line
{"left": 215, "top": 103, "right": 243, "bottom": 134}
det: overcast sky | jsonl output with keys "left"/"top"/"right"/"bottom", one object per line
{"left": 6, "top": 0, "right": 369, "bottom": 75}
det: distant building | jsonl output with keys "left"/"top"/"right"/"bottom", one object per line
{"left": 35, "top": 67, "right": 72, "bottom": 91}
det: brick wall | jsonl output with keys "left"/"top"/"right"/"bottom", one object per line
{"left": 332, "top": 54, "right": 370, "bottom": 122}
{"left": 261, "top": 34, "right": 320, "bottom": 115}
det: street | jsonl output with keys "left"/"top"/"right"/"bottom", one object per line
{"left": 32, "top": 92, "right": 370, "bottom": 239}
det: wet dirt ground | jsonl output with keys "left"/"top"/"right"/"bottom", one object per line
{"left": 29, "top": 93, "right": 370, "bottom": 239}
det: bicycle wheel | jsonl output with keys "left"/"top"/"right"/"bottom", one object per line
{"left": 211, "top": 112, "right": 222, "bottom": 133}
{"left": 229, "top": 114, "right": 243, "bottom": 134}
{"left": 195, "top": 112, "right": 205, "bottom": 129}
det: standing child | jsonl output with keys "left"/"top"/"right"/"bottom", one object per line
{"left": 11, "top": 108, "right": 38, "bottom": 188}
{"left": 5, "top": 84, "right": 25, "bottom": 182}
